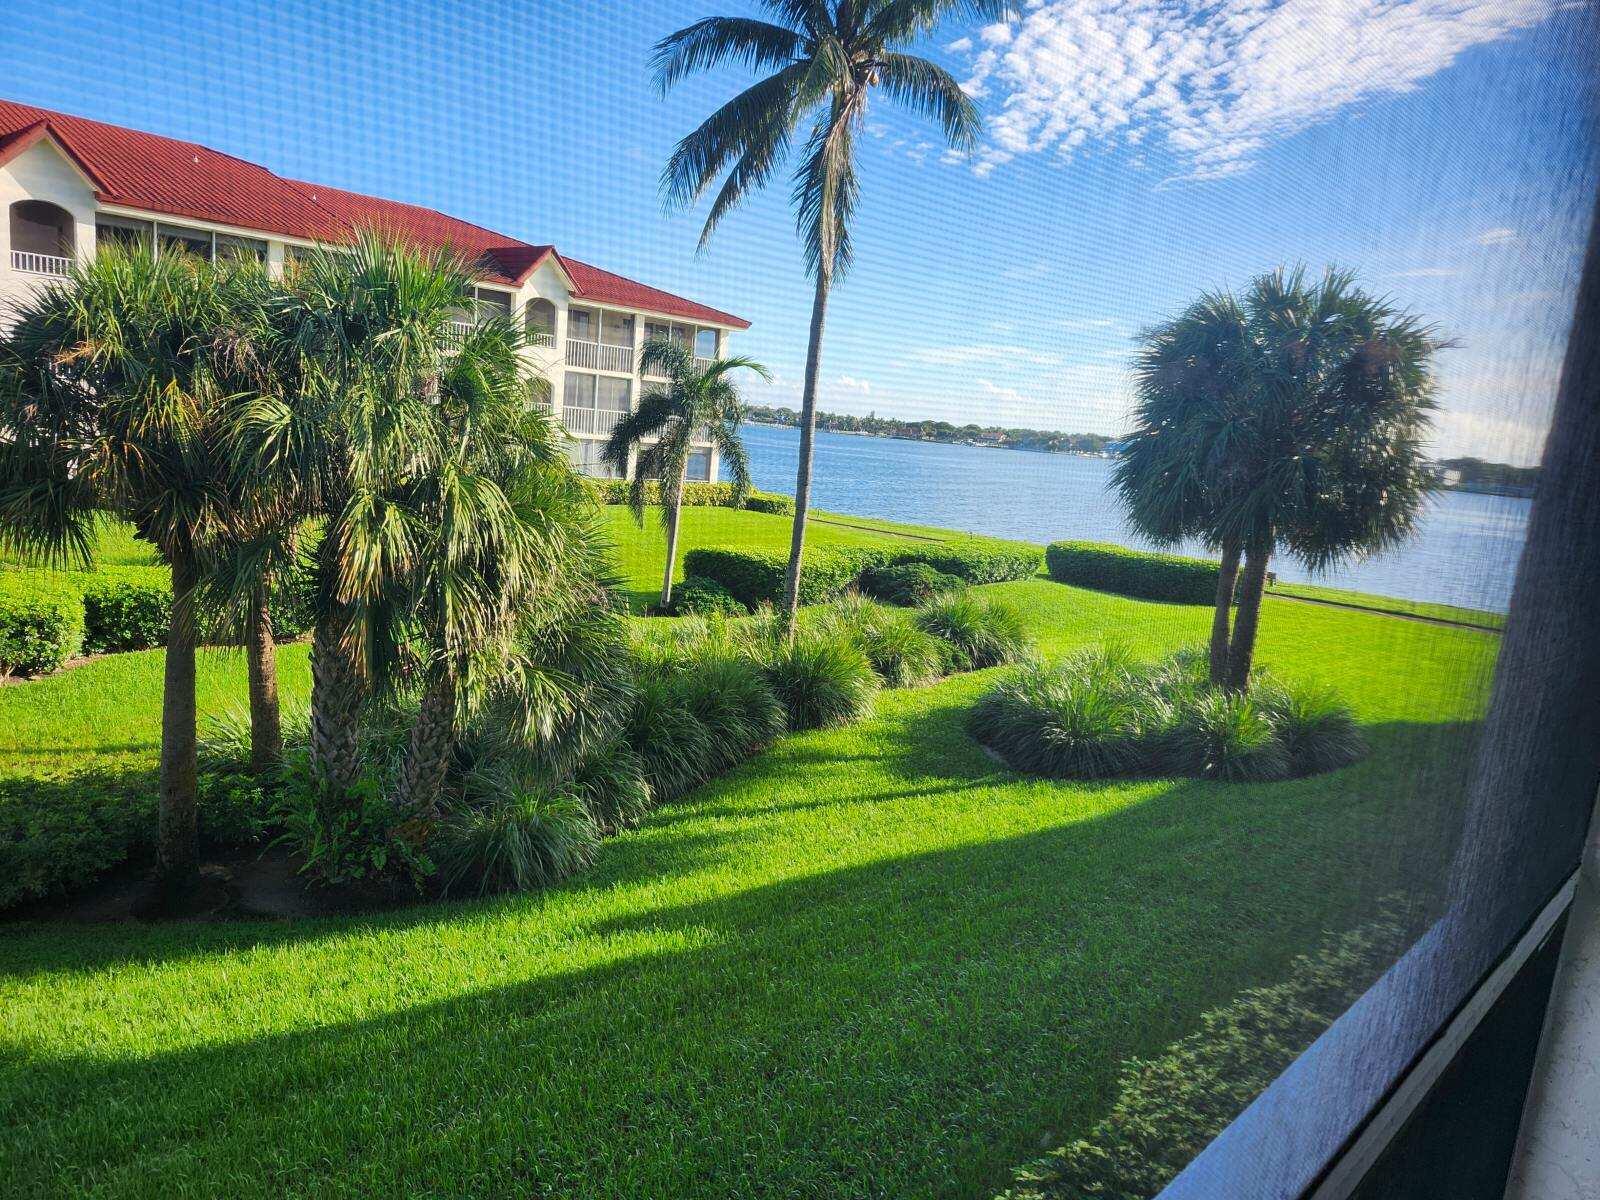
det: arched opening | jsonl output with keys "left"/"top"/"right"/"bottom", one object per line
{"left": 525, "top": 298, "right": 556, "bottom": 347}
{"left": 9, "top": 200, "right": 75, "bottom": 273}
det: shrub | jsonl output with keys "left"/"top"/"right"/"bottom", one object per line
{"left": 625, "top": 672, "right": 715, "bottom": 801}
{"left": 592, "top": 479, "right": 747, "bottom": 508}
{"left": 913, "top": 540, "right": 1042, "bottom": 584}
{"left": 197, "top": 770, "right": 274, "bottom": 846}
{"left": 677, "top": 652, "right": 786, "bottom": 768}
{"left": 684, "top": 546, "right": 885, "bottom": 608}
{"left": 1256, "top": 681, "right": 1368, "bottom": 777}
{"left": 271, "top": 756, "right": 432, "bottom": 890}
{"left": 569, "top": 742, "right": 653, "bottom": 834}
{"left": 668, "top": 575, "right": 748, "bottom": 616}
{"left": 0, "top": 770, "right": 153, "bottom": 910}
{"left": 1045, "top": 541, "right": 1219, "bottom": 604}
{"left": 743, "top": 490, "right": 794, "bottom": 515}
{"left": 0, "top": 597, "right": 81, "bottom": 677}
{"left": 968, "top": 649, "right": 1156, "bottom": 778}
{"left": 916, "top": 592, "right": 1034, "bottom": 671}
{"left": 762, "top": 631, "right": 879, "bottom": 731}
{"left": 1168, "top": 690, "right": 1292, "bottom": 781}
{"left": 997, "top": 908, "right": 1410, "bottom": 1200}
{"left": 859, "top": 562, "right": 963, "bottom": 606}
{"left": 969, "top": 645, "right": 1363, "bottom": 783}
{"left": 820, "top": 599, "right": 948, "bottom": 688}
{"left": 436, "top": 785, "right": 599, "bottom": 896}
{"left": 82, "top": 582, "right": 170, "bottom": 654}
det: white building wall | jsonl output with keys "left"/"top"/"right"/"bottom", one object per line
{"left": 0, "top": 140, "right": 98, "bottom": 317}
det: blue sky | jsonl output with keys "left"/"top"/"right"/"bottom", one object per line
{"left": 4, "top": 0, "right": 1595, "bottom": 464}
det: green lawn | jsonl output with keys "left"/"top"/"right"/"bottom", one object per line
{"left": 1269, "top": 580, "right": 1505, "bottom": 630}
{"left": 0, "top": 579, "right": 1497, "bottom": 1199}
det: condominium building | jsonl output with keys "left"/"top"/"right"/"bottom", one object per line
{"left": 0, "top": 99, "right": 749, "bottom": 481}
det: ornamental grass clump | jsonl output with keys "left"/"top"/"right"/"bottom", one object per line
{"left": 436, "top": 784, "right": 600, "bottom": 896}
{"left": 970, "top": 644, "right": 1364, "bottom": 783}
{"left": 676, "top": 651, "right": 787, "bottom": 769}
{"left": 817, "top": 595, "right": 947, "bottom": 688}
{"left": 625, "top": 671, "right": 716, "bottom": 801}
{"left": 915, "top": 591, "right": 1034, "bottom": 671}
{"left": 762, "top": 629, "right": 880, "bottom": 731}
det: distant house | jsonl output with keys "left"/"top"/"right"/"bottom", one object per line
{"left": 0, "top": 99, "right": 749, "bottom": 483}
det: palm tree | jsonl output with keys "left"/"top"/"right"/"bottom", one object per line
{"left": 603, "top": 337, "right": 768, "bottom": 608}
{"left": 238, "top": 234, "right": 474, "bottom": 793}
{"left": 0, "top": 246, "right": 244, "bottom": 903}
{"left": 1116, "top": 292, "right": 1256, "bottom": 685}
{"left": 1220, "top": 267, "right": 1442, "bottom": 690}
{"left": 1118, "top": 267, "right": 1442, "bottom": 693}
{"left": 654, "top": 0, "right": 1012, "bottom": 630}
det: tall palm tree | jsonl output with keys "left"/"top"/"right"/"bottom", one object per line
{"left": 1118, "top": 267, "right": 1442, "bottom": 693}
{"left": 0, "top": 246, "right": 244, "bottom": 902}
{"left": 1116, "top": 292, "right": 1256, "bottom": 685}
{"left": 654, "top": 0, "right": 1012, "bottom": 630}
{"left": 602, "top": 337, "right": 768, "bottom": 608}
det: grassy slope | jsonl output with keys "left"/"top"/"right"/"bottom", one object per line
{"left": 1269, "top": 580, "right": 1505, "bottom": 629}
{"left": 0, "top": 581, "right": 1496, "bottom": 1199}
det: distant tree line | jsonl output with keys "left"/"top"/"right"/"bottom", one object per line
{"left": 1435, "top": 456, "right": 1539, "bottom": 496}
{"left": 745, "top": 405, "right": 1114, "bottom": 455}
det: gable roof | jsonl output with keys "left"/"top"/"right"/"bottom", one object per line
{"left": 0, "top": 98, "right": 749, "bottom": 327}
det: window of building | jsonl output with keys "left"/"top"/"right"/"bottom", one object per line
{"left": 597, "top": 375, "right": 630, "bottom": 413}
{"left": 565, "top": 436, "right": 621, "bottom": 478}
{"left": 474, "top": 288, "right": 512, "bottom": 319}
{"left": 685, "top": 448, "right": 712, "bottom": 482}
{"left": 215, "top": 233, "right": 267, "bottom": 262}
{"left": 568, "top": 306, "right": 595, "bottom": 342}
{"left": 694, "top": 328, "right": 718, "bottom": 360}
{"left": 95, "top": 215, "right": 154, "bottom": 254}
{"left": 601, "top": 310, "right": 634, "bottom": 348}
{"left": 156, "top": 222, "right": 213, "bottom": 260}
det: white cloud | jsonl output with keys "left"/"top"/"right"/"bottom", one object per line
{"left": 1473, "top": 226, "right": 1519, "bottom": 245}
{"left": 904, "top": 342, "right": 1063, "bottom": 367}
{"left": 946, "top": 36, "right": 973, "bottom": 53}
{"left": 954, "top": 1, "right": 1556, "bottom": 180}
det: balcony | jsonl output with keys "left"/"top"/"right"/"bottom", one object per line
{"left": 11, "top": 250, "right": 72, "bottom": 277}
{"left": 566, "top": 338, "right": 634, "bottom": 374}
{"left": 562, "top": 406, "right": 625, "bottom": 437}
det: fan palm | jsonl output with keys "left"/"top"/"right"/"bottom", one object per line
{"left": 0, "top": 246, "right": 246, "bottom": 901}
{"left": 654, "top": 0, "right": 1012, "bottom": 630}
{"left": 1118, "top": 267, "right": 1442, "bottom": 692}
{"left": 602, "top": 337, "right": 769, "bottom": 608}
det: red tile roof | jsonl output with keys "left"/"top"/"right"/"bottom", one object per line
{"left": 0, "top": 99, "right": 748, "bottom": 327}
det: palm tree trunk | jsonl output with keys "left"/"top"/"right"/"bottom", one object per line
{"left": 396, "top": 674, "right": 455, "bottom": 818}
{"left": 310, "top": 615, "right": 364, "bottom": 793}
{"left": 156, "top": 551, "right": 200, "bottom": 902}
{"left": 660, "top": 465, "right": 686, "bottom": 609}
{"left": 1226, "top": 546, "right": 1271, "bottom": 692}
{"left": 781, "top": 261, "right": 833, "bottom": 634}
{"left": 1210, "top": 537, "right": 1241, "bottom": 686}
{"left": 245, "top": 590, "right": 282, "bottom": 775}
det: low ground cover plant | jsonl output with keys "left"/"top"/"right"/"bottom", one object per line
{"left": 969, "top": 645, "right": 1365, "bottom": 781}
{"left": 997, "top": 905, "right": 1410, "bottom": 1200}
{"left": 1045, "top": 541, "right": 1219, "bottom": 604}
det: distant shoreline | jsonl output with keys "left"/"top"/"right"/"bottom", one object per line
{"left": 744, "top": 420, "right": 1114, "bottom": 458}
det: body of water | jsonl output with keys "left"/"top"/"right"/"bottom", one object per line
{"left": 727, "top": 423, "right": 1531, "bottom": 614}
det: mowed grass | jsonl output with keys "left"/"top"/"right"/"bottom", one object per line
{"left": 0, "top": 579, "right": 1497, "bottom": 1199}
{"left": 1269, "top": 579, "right": 1504, "bottom": 630}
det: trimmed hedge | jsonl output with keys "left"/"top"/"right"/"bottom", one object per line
{"left": 0, "top": 597, "right": 81, "bottom": 677}
{"left": 1045, "top": 541, "right": 1219, "bottom": 604}
{"left": 83, "top": 582, "right": 170, "bottom": 654}
{"left": 668, "top": 576, "right": 747, "bottom": 616}
{"left": 859, "top": 562, "right": 963, "bottom": 606}
{"left": 591, "top": 479, "right": 794, "bottom": 515}
{"left": 684, "top": 540, "right": 1042, "bottom": 608}
{"left": 997, "top": 907, "right": 1409, "bottom": 1200}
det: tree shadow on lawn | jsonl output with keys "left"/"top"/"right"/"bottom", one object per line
{"left": 0, "top": 722, "right": 1479, "bottom": 1199}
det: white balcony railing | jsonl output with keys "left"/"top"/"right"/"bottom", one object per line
{"left": 566, "top": 338, "right": 633, "bottom": 374}
{"left": 11, "top": 250, "right": 72, "bottom": 277}
{"left": 562, "top": 406, "right": 625, "bottom": 436}
{"left": 443, "top": 320, "right": 475, "bottom": 348}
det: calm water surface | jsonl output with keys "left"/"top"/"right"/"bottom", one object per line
{"left": 727, "top": 424, "right": 1531, "bottom": 614}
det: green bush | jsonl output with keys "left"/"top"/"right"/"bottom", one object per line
{"left": 968, "top": 648, "right": 1155, "bottom": 778}
{"left": 859, "top": 562, "right": 963, "bottom": 606}
{"left": 968, "top": 645, "right": 1364, "bottom": 783}
{"left": 913, "top": 540, "right": 1042, "bottom": 584}
{"left": 82, "top": 582, "right": 170, "bottom": 654}
{"left": 0, "top": 770, "right": 152, "bottom": 909}
{"left": 819, "top": 598, "right": 948, "bottom": 688}
{"left": 435, "top": 785, "right": 599, "bottom": 896}
{"left": 0, "top": 597, "right": 81, "bottom": 677}
{"left": 270, "top": 755, "right": 433, "bottom": 890}
{"left": 997, "top": 909, "right": 1410, "bottom": 1200}
{"left": 625, "top": 672, "right": 715, "bottom": 801}
{"left": 916, "top": 592, "right": 1034, "bottom": 671}
{"left": 1045, "top": 541, "right": 1219, "bottom": 604}
{"left": 677, "top": 652, "right": 786, "bottom": 768}
{"left": 762, "top": 631, "right": 880, "bottom": 731}
{"left": 743, "top": 490, "right": 795, "bottom": 515}
{"left": 668, "top": 576, "right": 748, "bottom": 616}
